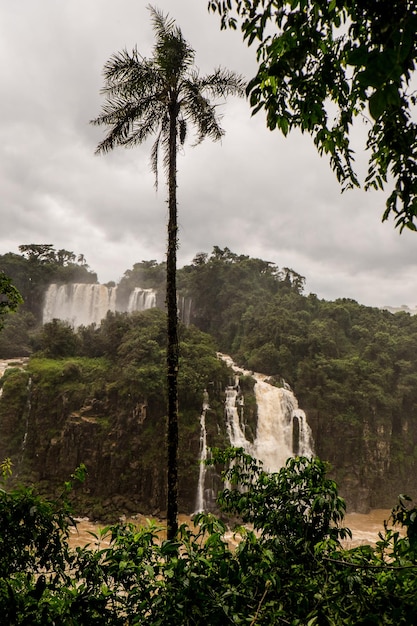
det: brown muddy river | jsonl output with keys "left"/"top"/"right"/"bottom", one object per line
{"left": 68, "top": 509, "right": 401, "bottom": 550}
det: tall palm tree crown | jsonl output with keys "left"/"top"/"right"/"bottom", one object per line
{"left": 92, "top": 7, "right": 244, "bottom": 182}
{"left": 91, "top": 5, "right": 245, "bottom": 539}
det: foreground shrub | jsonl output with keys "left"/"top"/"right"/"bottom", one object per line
{"left": 1, "top": 453, "right": 417, "bottom": 624}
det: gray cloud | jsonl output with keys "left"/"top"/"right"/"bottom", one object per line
{"left": 0, "top": 0, "right": 416, "bottom": 308}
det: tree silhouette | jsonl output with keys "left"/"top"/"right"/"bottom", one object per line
{"left": 91, "top": 5, "right": 244, "bottom": 538}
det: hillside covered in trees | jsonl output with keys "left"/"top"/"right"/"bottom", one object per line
{"left": 179, "top": 247, "right": 417, "bottom": 509}
{"left": 1, "top": 245, "right": 417, "bottom": 512}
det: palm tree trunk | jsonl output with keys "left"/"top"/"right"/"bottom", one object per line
{"left": 166, "top": 100, "right": 179, "bottom": 540}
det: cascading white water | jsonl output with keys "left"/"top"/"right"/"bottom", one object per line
{"left": 195, "top": 389, "right": 218, "bottom": 513}
{"left": 224, "top": 382, "right": 254, "bottom": 454}
{"left": 43, "top": 284, "right": 117, "bottom": 327}
{"left": 293, "top": 410, "right": 314, "bottom": 457}
{"left": 127, "top": 288, "right": 156, "bottom": 312}
{"left": 43, "top": 284, "right": 157, "bottom": 327}
{"left": 195, "top": 406, "right": 208, "bottom": 513}
{"left": 178, "top": 295, "right": 192, "bottom": 326}
{"left": 220, "top": 353, "right": 314, "bottom": 472}
{"left": 194, "top": 356, "right": 314, "bottom": 513}
{"left": 253, "top": 374, "right": 314, "bottom": 472}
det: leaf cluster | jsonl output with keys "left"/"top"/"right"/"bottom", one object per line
{"left": 209, "top": 0, "right": 417, "bottom": 230}
{"left": 2, "top": 455, "right": 417, "bottom": 624}
{"left": 0, "top": 271, "right": 23, "bottom": 333}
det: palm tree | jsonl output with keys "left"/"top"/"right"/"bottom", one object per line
{"left": 91, "top": 5, "right": 245, "bottom": 539}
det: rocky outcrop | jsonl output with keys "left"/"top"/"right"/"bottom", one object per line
{"left": 304, "top": 400, "right": 417, "bottom": 513}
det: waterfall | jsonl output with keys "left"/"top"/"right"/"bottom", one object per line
{"left": 225, "top": 381, "right": 254, "bottom": 454}
{"left": 195, "top": 390, "right": 217, "bottom": 513}
{"left": 194, "top": 356, "right": 314, "bottom": 513}
{"left": 127, "top": 288, "right": 156, "bottom": 312}
{"left": 253, "top": 374, "right": 314, "bottom": 472}
{"left": 178, "top": 295, "right": 192, "bottom": 326}
{"left": 220, "top": 353, "right": 314, "bottom": 471}
{"left": 43, "top": 284, "right": 117, "bottom": 327}
{"left": 43, "top": 284, "right": 157, "bottom": 327}
{"left": 195, "top": 406, "right": 209, "bottom": 513}
{"left": 293, "top": 410, "right": 314, "bottom": 457}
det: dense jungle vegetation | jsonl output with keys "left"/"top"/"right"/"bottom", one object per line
{"left": 179, "top": 247, "right": 417, "bottom": 508}
{"left": 1, "top": 244, "right": 417, "bottom": 508}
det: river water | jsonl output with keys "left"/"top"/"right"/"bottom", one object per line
{"left": 343, "top": 508, "right": 402, "bottom": 547}
{"left": 68, "top": 509, "right": 401, "bottom": 550}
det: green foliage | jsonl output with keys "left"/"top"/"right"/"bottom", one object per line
{"left": 0, "top": 310, "right": 36, "bottom": 357}
{"left": 34, "top": 319, "right": 81, "bottom": 358}
{"left": 209, "top": 0, "right": 417, "bottom": 230}
{"left": 118, "top": 260, "right": 166, "bottom": 301}
{"left": 179, "top": 246, "right": 304, "bottom": 350}
{"left": 2, "top": 454, "right": 417, "bottom": 624}
{"left": 0, "top": 458, "right": 13, "bottom": 484}
{"left": 212, "top": 449, "right": 351, "bottom": 547}
{"left": 0, "top": 271, "right": 23, "bottom": 333}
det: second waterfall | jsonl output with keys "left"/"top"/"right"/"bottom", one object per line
{"left": 195, "top": 355, "right": 314, "bottom": 512}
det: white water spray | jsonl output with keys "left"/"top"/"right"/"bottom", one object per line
{"left": 43, "top": 284, "right": 118, "bottom": 327}
{"left": 127, "top": 288, "right": 157, "bottom": 312}
{"left": 195, "top": 390, "right": 216, "bottom": 513}
{"left": 195, "top": 406, "right": 209, "bottom": 513}
{"left": 225, "top": 382, "right": 254, "bottom": 454}
{"left": 220, "top": 354, "right": 314, "bottom": 470}
{"left": 43, "top": 284, "right": 157, "bottom": 327}
{"left": 253, "top": 374, "right": 314, "bottom": 472}
{"left": 195, "top": 355, "right": 314, "bottom": 513}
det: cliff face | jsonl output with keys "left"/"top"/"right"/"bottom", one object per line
{"left": 304, "top": 398, "right": 417, "bottom": 512}
{"left": 0, "top": 357, "right": 232, "bottom": 521}
{"left": 1, "top": 351, "right": 416, "bottom": 518}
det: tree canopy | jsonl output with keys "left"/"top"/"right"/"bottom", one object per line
{"left": 0, "top": 272, "right": 23, "bottom": 332}
{"left": 209, "top": 0, "right": 417, "bottom": 231}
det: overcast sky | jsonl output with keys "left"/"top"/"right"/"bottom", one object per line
{"left": 1, "top": 0, "right": 416, "bottom": 310}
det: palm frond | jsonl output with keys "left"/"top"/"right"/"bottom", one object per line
{"left": 151, "top": 128, "right": 163, "bottom": 188}
{"left": 193, "top": 67, "right": 246, "bottom": 99}
{"left": 181, "top": 82, "right": 224, "bottom": 145}
{"left": 92, "top": 97, "right": 165, "bottom": 154}
{"left": 178, "top": 118, "right": 187, "bottom": 146}
{"left": 100, "top": 53, "right": 163, "bottom": 101}
{"left": 102, "top": 48, "right": 142, "bottom": 83}
{"left": 148, "top": 5, "right": 177, "bottom": 42}
{"left": 92, "top": 7, "right": 244, "bottom": 172}
{"left": 151, "top": 115, "right": 170, "bottom": 188}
